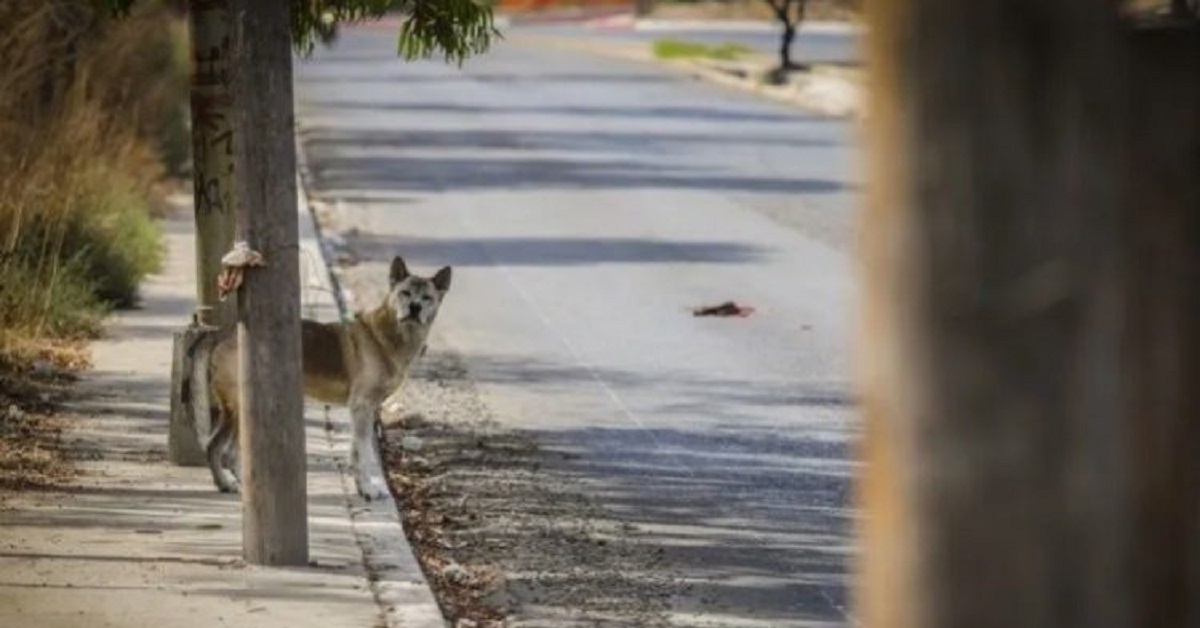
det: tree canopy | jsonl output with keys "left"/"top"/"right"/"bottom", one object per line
{"left": 96, "top": 0, "right": 498, "bottom": 64}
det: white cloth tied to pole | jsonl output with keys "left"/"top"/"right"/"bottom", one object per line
{"left": 218, "top": 241, "right": 266, "bottom": 301}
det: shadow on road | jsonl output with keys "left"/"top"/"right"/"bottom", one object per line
{"left": 388, "top": 349, "right": 857, "bottom": 627}
{"left": 342, "top": 231, "right": 769, "bottom": 266}
{"left": 308, "top": 153, "right": 846, "bottom": 196}
{"left": 298, "top": 69, "right": 684, "bottom": 86}
{"left": 300, "top": 100, "right": 825, "bottom": 124}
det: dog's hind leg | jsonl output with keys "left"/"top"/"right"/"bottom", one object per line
{"left": 228, "top": 445, "right": 242, "bottom": 485}
{"left": 206, "top": 406, "right": 240, "bottom": 494}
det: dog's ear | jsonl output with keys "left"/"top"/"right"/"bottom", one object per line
{"left": 431, "top": 266, "right": 452, "bottom": 293}
{"left": 389, "top": 256, "right": 409, "bottom": 286}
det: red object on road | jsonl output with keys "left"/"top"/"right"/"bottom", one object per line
{"left": 692, "top": 301, "right": 756, "bottom": 318}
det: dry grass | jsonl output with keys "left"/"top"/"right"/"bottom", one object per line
{"left": 0, "top": 1, "right": 187, "bottom": 370}
{"left": 0, "top": 373, "right": 76, "bottom": 495}
{"left": 0, "top": 1, "right": 188, "bottom": 492}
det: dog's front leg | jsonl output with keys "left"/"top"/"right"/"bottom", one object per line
{"left": 350, "top": 395, "right": 389, "bottom": 501}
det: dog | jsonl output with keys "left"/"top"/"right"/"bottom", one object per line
{"left": 204, "top": 255, "right": 451, "bottom": 500}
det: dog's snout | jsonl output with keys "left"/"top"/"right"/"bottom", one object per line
{"left": 408, "top": 303, "right": 422, "bottom": 318}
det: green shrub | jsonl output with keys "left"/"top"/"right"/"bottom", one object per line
{"left": 708, "top": 42, "right": 754, "bottom": 60}
{"left": 0, "top": 257, "right": 106, "bottom": 341}
{"left": 65, "top": 175, "right": 164, "bottom": 308}
{"left": 653, "top": 38, "right": 709, "bottom": 59}
{"left": 653, "top": 39, "right": 754, "bottom": 61}
{"left": 0, "top": 1, "right": 183, "bottom": 361}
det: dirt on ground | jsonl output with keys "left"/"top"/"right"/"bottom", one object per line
{"left": 331, "top": 267, "right": 680, "bottom": 628}
{"left": 0, "top": 346, "right": 85, "bottom": 498}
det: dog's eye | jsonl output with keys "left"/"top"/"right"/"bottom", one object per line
{"left": 400, "top": 290, "right": 411, "bottom": 297}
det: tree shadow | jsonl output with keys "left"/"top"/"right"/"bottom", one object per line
{"left": 297, "top": 99, "right": 824, "bottom": 125}
{"left": 391, "top": 413, "right": 857, "bottom": 626}
{"left": 341, "top": 231, "right": 769, "bottom": 267}
{"left": 390, "top": 350, "right": 858, "bottom": 625}
{"left": 308, "top": 153, "right": 847, "bottom": 196}
{"left": 299, "top": 126, "right": 840, "bottom": 153}
{"left": 297, "top": 68, "right": 680, "bottom": 86}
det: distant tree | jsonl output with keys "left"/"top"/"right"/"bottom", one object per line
{"left": 762, "top": 0, "right": 807, "bottom": 72}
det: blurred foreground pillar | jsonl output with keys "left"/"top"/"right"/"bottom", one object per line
{"left": 857, "top": 1, "right": 1200, "bottom": 627}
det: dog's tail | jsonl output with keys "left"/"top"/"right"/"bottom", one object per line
{"left": 181, "top": 327, "right": 227, "bottom": 444}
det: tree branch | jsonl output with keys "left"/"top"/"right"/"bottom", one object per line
{"left": 766, "top": 0, "right": 799, "bottom": 28}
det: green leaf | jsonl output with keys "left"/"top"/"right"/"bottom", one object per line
{"left": 397, "top": 0, "right": 500, "bottom": 66}
{"left": 291, "top": 0, "right": 499, "bottom": 64}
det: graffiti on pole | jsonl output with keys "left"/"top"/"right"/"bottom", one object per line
{"left": 189, "top": 2, "right": 236, "bottom": 323}
{"left": 190, "top": 32, "right": 234, "bottom": 219}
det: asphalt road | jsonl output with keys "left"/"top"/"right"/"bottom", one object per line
{"left": 296, "top": 24, "right": 860, "bottom": 627}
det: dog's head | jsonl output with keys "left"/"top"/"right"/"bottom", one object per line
{"left": 385, "top": 256, "right": 451, "bottom": 327}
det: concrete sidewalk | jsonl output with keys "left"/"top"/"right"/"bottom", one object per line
{"left": 0, "top": 195, "right": 443, "bottom": 627}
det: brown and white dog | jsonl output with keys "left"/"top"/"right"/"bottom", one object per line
{"left": 205, "top": 256, "right": 451, "bottom": 500}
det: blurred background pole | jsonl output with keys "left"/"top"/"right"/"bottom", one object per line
{"left": 855, "top": 1, "right": 1170, "bottom": 627}
{"left": 1120, "top": 19, "right": 1200, "bottom": 628}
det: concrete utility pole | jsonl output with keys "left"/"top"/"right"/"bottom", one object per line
{"left": 191, "top": 0, "right": 237, "bottom": 328}
{"left": 230, "top": 0, "right": 308, "bottom": 566}
{"left": 169, "top": 0, "right": 236, "bottom": 467}
{"left": 859, "top": 1, "right": 1200, "bottom": 627}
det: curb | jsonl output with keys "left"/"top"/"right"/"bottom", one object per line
{"left": 512, "top": 34, "right": 863, "bottom": 119}
{"left": 295, "top": 131, "right": 450, "bottom": 628}
{"left": 675, "top": 57, "right": 862, "bottom": 118}
{"left": 631, "top": 18, "right": 861, "bottom": 35}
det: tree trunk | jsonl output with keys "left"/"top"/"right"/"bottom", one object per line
{"left": 860, "top": 1, "right": 1200, "bottom": 625}
{"left": 780, "top": 22, "right": 796, "bottom": 69}
{"left": 767, "top": 0, "right": 798, "bottom": 70}
{"left": 230, "top": 0, "right": 308, "bottom": 567}
{"left": 1121, "top": 24, "right": 1200, "bottom": 627}
{"left": 857, "top": 0, "right": 1135, "bottom": 626}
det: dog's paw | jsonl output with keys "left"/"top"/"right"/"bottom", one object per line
{"left": 213, "top": 469, "right": 241, "bottom": 494}
{"left": 356, "top": 476, "right": 391, "bottom": 502}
